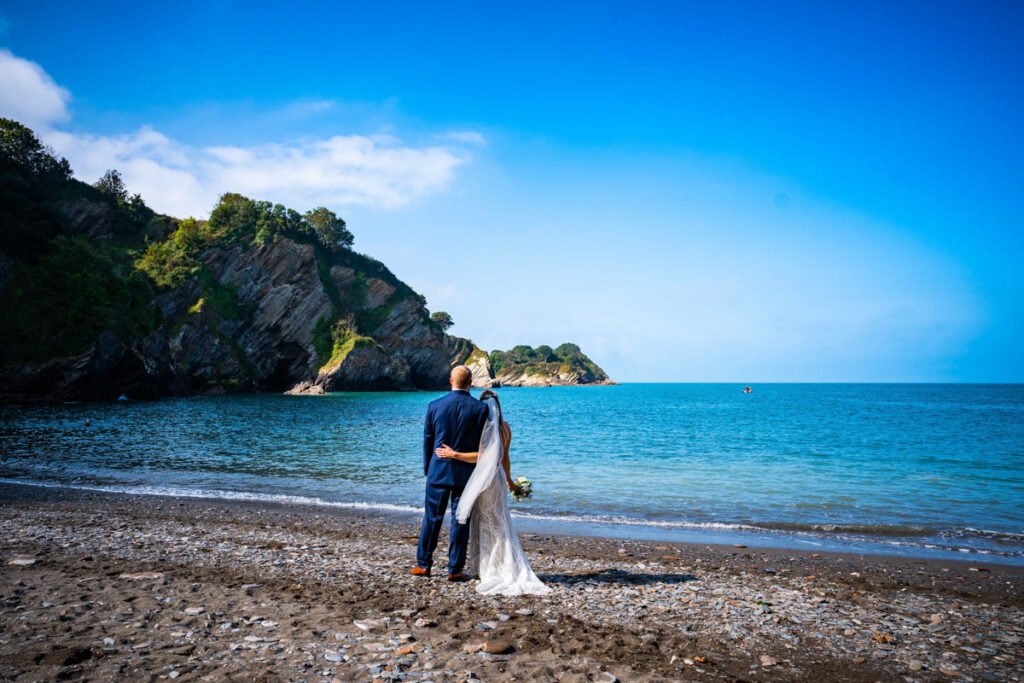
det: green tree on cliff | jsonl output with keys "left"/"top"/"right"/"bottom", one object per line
{"left": 208, "top": 193, "right": 258, "bottom": 244}
{"left": 0, "top": 117, "right": 71, "bottom": 182}
{"left": 94, "top": 169, "right": 128, "bottom": 203}
{"left": 430, "top": 311, "right": 454, "bottom": 331}
{"left": 304, "top": 207, "right": 354, "bottom": 250}
{"left": 92, "top": 169, "right": 154, "bottom": 231}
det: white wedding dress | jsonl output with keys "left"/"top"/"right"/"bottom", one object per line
{"left": 456, "top": 398, "right": 549, "bottom": 596}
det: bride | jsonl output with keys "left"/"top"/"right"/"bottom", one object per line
{"left": 433, "top": 390, "right": 549, "bottom": 596}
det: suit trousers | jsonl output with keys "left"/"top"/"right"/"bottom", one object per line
{"left": 416, "top": 482, "right": 471, "bottom": 574}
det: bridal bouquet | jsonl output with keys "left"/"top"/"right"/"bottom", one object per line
{"left": 510, "top": 476, "right": 533, "bottom": 502}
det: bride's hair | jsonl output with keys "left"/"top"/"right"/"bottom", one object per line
{"left": 480, "top": 389, "right": 503, "bottom": 423}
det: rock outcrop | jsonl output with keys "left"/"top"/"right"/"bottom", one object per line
{"left": 446, "top": 337, "right": 499, "bottom": 388}
{"left": 495, "top": 366, "right": 616, "bottom": 387}
{"left": 57, "top": 199, "right": 116, "bottom": 240}
{"left": 163, "top": 239, "right": 333, "bottom": 393}
{"left": 146, "top": 237, "right": 470, "bottom": 395}
{"left": 488, "top": 343, "right": 614, "bottom": 387}
{"left": 0, "top": 331, "right": 165, "bottom": 402}
{"left": 0, "top": 151, "right": 611, "bottom": 401}
{"left": 1, "top": 229, "right": 486, "bottom": 400}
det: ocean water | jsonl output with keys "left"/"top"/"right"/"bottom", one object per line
{"left": 1, "top": 384, "right": 1023, "bottom": 564}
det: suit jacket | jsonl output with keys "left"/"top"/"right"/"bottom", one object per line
{"left": 423, "top": 389, "right": 489, "bottom": 489}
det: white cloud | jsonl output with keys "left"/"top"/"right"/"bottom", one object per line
{"left": 45, "top": 127, "right": 472, "bottom": 217}
{"left": 0, "top": 49, "right": 70, "bottom": 130}
{"left": 0, "top": 49, "right": 479, "bottom": 217}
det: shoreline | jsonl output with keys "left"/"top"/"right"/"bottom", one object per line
{"left": 3, "top": 478, "right": 1021, "bottom": 568}
{"left": 1, "top": 482, "right": 1022, "bottom": 681}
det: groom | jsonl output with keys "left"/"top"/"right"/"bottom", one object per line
{"left": 411, "top": 365, "right": 489, "bottom": 581}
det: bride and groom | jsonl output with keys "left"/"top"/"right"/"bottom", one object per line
{"left": 411, "top": 365, "right": 549, "bottom": 596}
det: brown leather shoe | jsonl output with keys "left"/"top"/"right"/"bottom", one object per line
{"left": 447, "top": 572, "right": 470, "bottom": 582}
{"left": 410, "top": 566, "right": 431, "bottom": 577}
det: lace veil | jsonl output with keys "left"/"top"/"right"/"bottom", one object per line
{"left": 456, "top": 397, "right": 500, "bottom": 524}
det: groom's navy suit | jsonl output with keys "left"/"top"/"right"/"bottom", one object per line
{"left": 416, "top": 388, "right": 489, "bottom": 573}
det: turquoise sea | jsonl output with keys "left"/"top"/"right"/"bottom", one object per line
{"left": 2, "top": 384, "right": 1023, "bottom": 564}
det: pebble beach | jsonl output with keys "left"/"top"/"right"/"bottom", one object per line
{"left": 1, "top": 482, "right": 1021, "bottom": 682}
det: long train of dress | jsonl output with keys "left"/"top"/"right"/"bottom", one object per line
{"left": 468, "top": 465, "right": 549, "bottom": 596}
{"left": 458, "top": 398, "right": 549, "bottom": 597}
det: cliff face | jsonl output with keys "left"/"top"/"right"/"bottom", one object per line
{"left": 145, "top": 234, "right": 484, "bottom": 396}
{"left": 1, "top": 200, "right": 485, "bottom": 400}
{"left": 0, "top": 119, "right": 611, "bottom": 402}
{"left": 0, "top": 199, "right": 610, "bottom": 400}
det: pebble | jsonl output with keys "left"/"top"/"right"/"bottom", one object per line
{"left": 183, "top": 607, "right": 204, "bottom": 616}
{"left": 168, "top": 672, "right": 180, "bottom": 679}
{"left": 481, "top": 640, "right": 513, "bottom": 654}
{"left": 5, "top": 490, "right": 1023, "bottom": 683}
{"left": 118, "top": 571, "right": 164, "bottom": 580}
{"left": 354, "top": 618, "right": 385, "bottom": 632}
{"left": 7, "top": 558, "right": 36, "bottom": 566}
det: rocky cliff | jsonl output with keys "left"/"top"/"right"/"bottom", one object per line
{"left": 0, "top": 118, "right": 611, "bottom": 402}
{"left": 2, "top": 227, "right": 483, "bottom": 400}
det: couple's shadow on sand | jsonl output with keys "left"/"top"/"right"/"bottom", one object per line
{"left": 537, "top": 568, "right": 697, "bottom": 586}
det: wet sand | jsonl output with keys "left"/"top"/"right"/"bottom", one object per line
{"left": 1, "top": 482, "right": 1021, "bottom": 682}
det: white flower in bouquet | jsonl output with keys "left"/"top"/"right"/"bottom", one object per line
{"left": 510, "top": 476, "right": 533, "bottom": 501}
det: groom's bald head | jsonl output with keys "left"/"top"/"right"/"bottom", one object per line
{"left": 450, "top": 365, "right": 472, "bottom": 390}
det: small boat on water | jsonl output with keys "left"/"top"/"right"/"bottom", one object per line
{"left": 742, "top": 385, "right": 753, "bottom": 394}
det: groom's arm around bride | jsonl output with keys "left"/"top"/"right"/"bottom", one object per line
{"left": 412, "top": 366, "right": 489, "bottom": 580}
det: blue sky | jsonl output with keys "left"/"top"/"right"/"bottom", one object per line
{"left": 1, "top": 1, "right": 1021, "bottom": 381}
